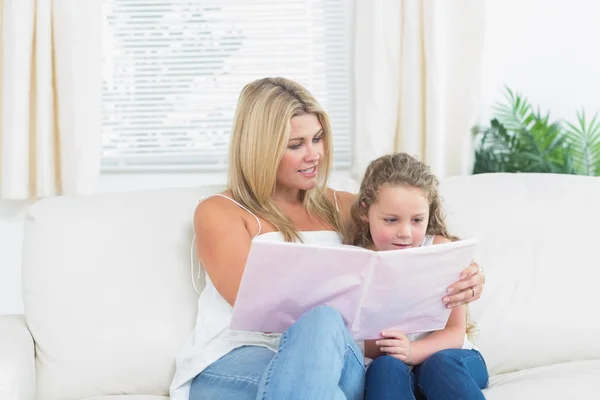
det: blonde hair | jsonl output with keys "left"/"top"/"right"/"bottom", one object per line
{"left": 228, "top": 77, "right": 342, "bottom": 242}
{"left": 344, "top": 152, "right": 476, "bottom": 339}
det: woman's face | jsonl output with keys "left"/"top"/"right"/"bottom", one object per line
{"left": 276, "top": 113, "right": 325, "bottom": 193}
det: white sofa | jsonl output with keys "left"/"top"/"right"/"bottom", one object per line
{"left": 0, "top": 173, "right": 598, "bottom": 400}
{"left": 0, "top": 200, "right": 32, "bottom": 315}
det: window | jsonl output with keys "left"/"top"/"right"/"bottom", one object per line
{"left": 101, "top": 0, "right": 354, "bottom": 172}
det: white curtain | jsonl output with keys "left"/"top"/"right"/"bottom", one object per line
{"left": 353, "top": 0, "right": 486, "bottom": 180}
{"left": 0, "top": 0, "right": 102, "bottom": 200}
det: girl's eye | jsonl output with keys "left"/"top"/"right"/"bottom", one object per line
{"left": 288, "top": 143, "right": 301, "bottom": 150}
{"left": 384, "top": 218, "right": 397, "bottom": 223}
{"left": 413, "top": 218, "right": 424, "bottom": 223}
{"left": 312, "top": 136, "right": 323, "bottom": 143}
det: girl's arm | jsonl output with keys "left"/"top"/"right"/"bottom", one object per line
{"left": 365, "top": 235, "right": 468, "bottom": 363}
{"left": 364, "top": 306, "right": 467, "bottom": 365}
{"left": 405, "top": 234, "right": 469, "bottom": 364}
{"left": 409, "top": 305, "right": 467, "bottom": 365}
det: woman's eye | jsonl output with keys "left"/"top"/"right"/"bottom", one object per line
{"left": 312, "top": 136, "right": 323, "bottom": 143}
{"left": 289, "top": 143, "right": 301, "bottom": 150}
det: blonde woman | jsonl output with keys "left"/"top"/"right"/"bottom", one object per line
{"left": 169, "top": 77, "right": 485, "bottom": 400}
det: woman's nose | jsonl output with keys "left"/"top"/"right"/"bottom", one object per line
{"left": 304, "top": 145, "right": 320, "bottom": 163}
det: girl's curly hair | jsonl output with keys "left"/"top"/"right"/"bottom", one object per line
{"left": 344, "top": 152, "right": 458, "bottom": 248}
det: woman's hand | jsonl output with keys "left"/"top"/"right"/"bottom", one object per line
{"left": 376, "top": 330, "right": 414, "bottom": 365}
{"left": 444, "top": 261, "right": 485, "bottom": 308}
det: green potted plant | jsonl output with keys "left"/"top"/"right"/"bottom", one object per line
{"left": 472, "top": 87, "right": 600, "bottom": 176}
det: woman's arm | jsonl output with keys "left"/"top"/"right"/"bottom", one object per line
{"left": 194, "top": 195, "right": 256, "bottom": 306}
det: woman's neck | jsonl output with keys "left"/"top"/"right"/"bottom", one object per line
{"left": 272, "top": 186, "right": 304, "bottom": 205}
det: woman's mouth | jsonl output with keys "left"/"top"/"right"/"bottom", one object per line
{"left": 298, "top": 166, "right": 317, "bottom": 177}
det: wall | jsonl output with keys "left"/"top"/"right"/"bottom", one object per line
{"left": 479, "top": 0, "right": 600, "bottom": 124}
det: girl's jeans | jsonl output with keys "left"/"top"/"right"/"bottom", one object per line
{"left": 365, "top": 348, "right": 488, "bottom": 400}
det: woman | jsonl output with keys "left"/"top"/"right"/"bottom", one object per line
{"left": 169, "top": 77, "right": 485, "bottom": 400}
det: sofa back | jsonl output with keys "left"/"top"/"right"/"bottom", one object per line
{"left": 0, "top": 200, "right": 32, "bottom": 314}
{"left": 22, "top": 186, "right": 223, "bottom": 400}
{"left": 441, "top": 173, "right": 599, "bottom": 376}
{"left": 21, "top": 174, "right": 599, "bottom": 399}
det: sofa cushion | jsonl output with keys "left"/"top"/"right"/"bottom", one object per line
{"left": 440, "top": 173, "right": 599, "bottom": 376}
{"left": 483, "top": 360, "right": 600, "bottom": 399}
{"left": 83, "top": 396, "right": 168, "bottom": 400}
{"left": 22, "top": 186, "right": 224, "bottom": 400}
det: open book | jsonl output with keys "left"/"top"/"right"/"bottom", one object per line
{"left": 230, "top": 239, "right": 477, "bottom": 340}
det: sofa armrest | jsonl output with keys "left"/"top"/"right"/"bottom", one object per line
{"left": 0, "top": 315, "right": 35, "bottom": 400}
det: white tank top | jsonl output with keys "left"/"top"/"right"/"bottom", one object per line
{"left": 170, "top": 196, "right": 474, "bottom": 399}
{"left": 170, "top": 194, "right": 343, "bottom": 400}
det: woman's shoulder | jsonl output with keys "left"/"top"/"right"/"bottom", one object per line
{"left": 194, "top": 190, "right": 244, "bottom": 225}
{"left": 325, "top": 188, "right": 357, "bottom": 222}
{"left": 194, "top": 190, "right": 263, "bottom": 239}
{"left": 325, "top": 188, "right": 357, "bottom": 205}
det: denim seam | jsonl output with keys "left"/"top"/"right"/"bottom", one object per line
{"left": 199, "top": 370, "right": 262, "bottom": 385}
{"left": 259, "top": 331, "right": 287, "bottom": 399}
{"left": 345, "top": 343, "right": 367, "bottom": 372}
{"left": 405, "top": 366, "right": 417, "bottom": 400}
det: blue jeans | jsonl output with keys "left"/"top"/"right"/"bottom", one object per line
{"left": 365, "top": 349, "right": 488, "bottom": 400}
{"left": 190, "top": 305, "right": 366, "bottom": 400}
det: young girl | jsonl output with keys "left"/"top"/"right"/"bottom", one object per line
{"left": 344, "top": 152, "right": 489, "bottom": 400}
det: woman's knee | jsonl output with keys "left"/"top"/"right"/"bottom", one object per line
{"left": 295, "top": 305, "right": 346, "bottom": 333}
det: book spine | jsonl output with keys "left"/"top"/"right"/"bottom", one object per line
{"left": 349, "top": 251, "right": 377, "bottom": 338}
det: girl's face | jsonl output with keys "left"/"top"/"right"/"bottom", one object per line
{"left": 276, "top": 113, "right": 325, "bottom": 193}
{"left": 364, "top": 184, "right": 430, "bottom": 251}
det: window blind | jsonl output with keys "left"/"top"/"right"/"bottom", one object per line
{"left": 101, "top": 0, "right": 354, "bottom": 172}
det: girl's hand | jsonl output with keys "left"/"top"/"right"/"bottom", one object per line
{"left": 376, "top": 330, "right": 414, "bottom": 365}
{"left": 444, "top": 261, "right": 485, "bottom": 308}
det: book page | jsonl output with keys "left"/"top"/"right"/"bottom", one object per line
{"left": 230, "top": 240, "right": 373, "bottom": 334}
{"left": 353, "top": 239, "right": 477, "bottom": 340}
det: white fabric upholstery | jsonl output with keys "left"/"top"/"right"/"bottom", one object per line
{"left": 22, "top": 186, "right": 223, "bottom": 400}
{"left": 0, "top": 174, "right": 598, "bottom": 399}
{"left": 440, "top": 173, "right": 599, "bottom": 380}
{"left": 484, "top": 360, "right": 600, "bottom": 399}
{"left": 82, "top": 397, "right": 168, "bottom": 400}
{"left": 0, "top": 200, "right": 31, "bottom": 314}
{"left": 0, "top": 315, "right": 35, "bottom": 400}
